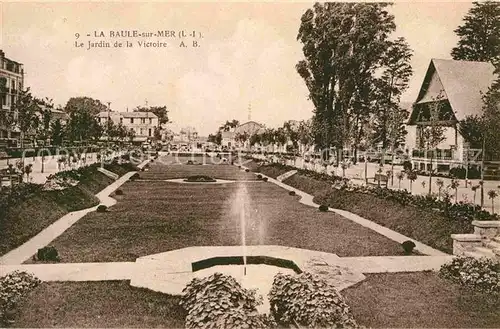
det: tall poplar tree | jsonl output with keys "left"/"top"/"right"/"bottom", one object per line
{"left": 451, "top": 1, "right": 500, "bottom": 62}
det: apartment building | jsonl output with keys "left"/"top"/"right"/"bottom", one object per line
{"left": 0, "top": 50, "right": 24, "bottom": 145}
{"left": 97, "top": 111, "right": 159, "bottom": 142}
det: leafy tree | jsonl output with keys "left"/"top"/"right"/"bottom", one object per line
{"left": 283, "top": 121, "right": 299, "bottom": 152}
{"left": 153, "top": 126, "right": 162, "bottom": 141}
{"left": 451, "top": 1, "right": 500, "bottom": 62}
{"left": 134, "top": 105, "right": 169, "bottom": 125}
{"left": 249, "top": 133, "right": 261, "bottom": 147}
{"left": 297, "top": 119, "right": 314, "bottom": 154}
{"left": 459, "top": 115, "right": 485, "bottom": 149}
{"left": 207, "top": 133, "right": 221, "bottom": 145}
{"left": 481, "top": 74, "right": 500, "bottom": 159}
{"left": 371, "top": 38, "right": 413, "bottom": 153}
{"left": 219, "top": 120, "right": 239, "bottom": 132}
{"left": 235, "top": 131, "right": 250, "bottom": 149}
{"left": 65, "top": 111, "right": 101, "bottom": 142}
{"left": 64, "top": 97, "right": 108, "bottom": 116}
{"left": 296, "top": 3, "right": 398, "bottom": 163}
{"left": 50, "top": 119, "right": 64, "bottom": 146}
{"left": 421, "top": 94, "right": 447, "bottom": 195}
{"left": 12, "top": 88, "right": 40, "bottom": 148}
{"left": 127, "top": 127, "right": 136, "bottom": 143}
{"left": 35, "top": 104, "right": 53, "bottom": 145}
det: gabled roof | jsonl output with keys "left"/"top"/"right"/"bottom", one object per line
{"left": 234, "top": 121, "right": 264, "bottom": 135}
{"left": 411, "top": 59, "right": 497, "bottom": 123}
{"left": 122, "top": 111, "right": 157, "bottom": 118}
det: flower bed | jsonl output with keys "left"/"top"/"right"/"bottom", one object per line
{"left": 439, "top": 256, "right": 500, "bottom": 294}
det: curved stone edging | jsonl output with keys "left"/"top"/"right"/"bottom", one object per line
{"left": 240, "top": 164, "right": 448, "bottom": 257}
{"left": 0, "top": 160, "right": 150, "bottom": 265}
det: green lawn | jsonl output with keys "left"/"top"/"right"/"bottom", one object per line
{"left": 10, "top": 281, "right": 185, "bottom": 328}
{"left": 281, "top": 170, "right": 471, "bottom": 253}
{"left": 343, "top": 272, "right": 500, "bottom": 328}
{"left": 1, "top": 164, "right": 134, "bottom": 257}
{"left": 11, "top": 273, "right": 500, "bottom": 328}
{"left": 39, "top": 164, "right": 405, "bottom": 263}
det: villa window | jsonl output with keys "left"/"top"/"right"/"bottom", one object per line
{"left": 149, "top": 118, "right": 152, "bottom": 124}
{"left": 140, "top": 128, "right": 144, "bottom": 135}
{"left": 130, "top": 118, "right": 134, "bottom": 124}
{"left": 142, "top": 118, "right": 146, "bottom": 124}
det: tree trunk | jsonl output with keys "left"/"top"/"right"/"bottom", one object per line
{"left": 364, "top": 154, "right": 368, "bottom": 185}
{"left": 480, "top": 138, "right": 485, "bottom": 208}
{"left": 390, "top": 152, "right": 395, "bottom": 186}
{"left": 428, "top": 149, "right": 433, "bottom": 196}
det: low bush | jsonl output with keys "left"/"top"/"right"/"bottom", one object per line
{"left": 36, "top": 246, "right": 60, "bottom": 262}
{"left": 187, "top": 160, "right": 194, "bottom": 165}
{"left": 289, "top": 191, "right": 296, "bottom": 196}
{"left": 401, "top": 240, "right": 416, "bottom": 255}
{"left": 0, "top": 271, "right": 41, "bottom": 326}
{"left": 180, "top": 273, "right": 273, "bottom": 329}
{"left": 269, "top": 272, "right": 359, "bottom": 328}
{"left": 115, "top": 189, "right": 123, "bottom": 195}
{"left": 96, "top": 205, "right": 108, "bottom": 213}
{"left": 245, "top": 169, "right": 250, "bottom": 172}
{"left": 130, "top": 173, "right": 140, "bottom": 180}
{"left": 262, "top": 177, "right": 268, "bottom": 182}
{"left": 256, "top": 174, "right": 263, "bottom": 180}
{"left": 439, "top": 256, "right": 500, "bottom": 294}
{"left": 319, "top": 205, "right": 329, "bottom": 212}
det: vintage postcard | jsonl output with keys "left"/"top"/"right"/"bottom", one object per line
{"left": 0, "top": 1, "right": 499, "bottom": 328}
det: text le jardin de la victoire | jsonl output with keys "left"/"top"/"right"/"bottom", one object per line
{"left": 75, "top": 30, "right": 203, "bottom": 50}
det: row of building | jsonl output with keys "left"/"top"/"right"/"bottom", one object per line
{"left": 1, "top": 48, "right": 499, "bottom": 173}
{"left": 0, "top": 50, "right": 167, "bottom": 146}
{"left": 213, "top": 58, "right": 499, "bottom": 176}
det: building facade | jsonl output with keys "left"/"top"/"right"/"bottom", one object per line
{"left": 0, "top": 50, "right": 24, "bottom": 145}
{"left": 97, "top": 111, "right": 159, "bottom": 142}
{"left": 407, "top": 59, "right": 497, "bottom": 172}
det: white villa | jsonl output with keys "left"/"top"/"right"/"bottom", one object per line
{"left": 406, "top": 58, "right": 497, "bottom": 173}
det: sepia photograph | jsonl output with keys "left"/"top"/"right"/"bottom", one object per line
{"left": 0, "top": 1, "right": 499, "bottom": 328}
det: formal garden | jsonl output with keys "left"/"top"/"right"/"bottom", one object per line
{"left": 0, "top": 158, "right": 498, "bottom": 328}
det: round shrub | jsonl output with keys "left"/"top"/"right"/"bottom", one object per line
{"left": 97, "top": 205, "right": 108, "bottom": 212}
{"left": 0, "top": 271, "right": 41, "bottom": 326}
{"left": 262, "top": 177, "right": 268, "bottom": 182}
{"left": 36, "top": 246, "right": 60, "bottom": 262}
{"left": 319, "top": 205, "right": 329, "bottom": 212}
{"left": 256, "top": 174, "right": 263, "bottom": 180}
{"left": 180, "top": 273, "right": 271, "bottom": 329}
{"left": 289, "top": 191, "right": 296, "bottom": 196}
{"left": 184, "top": 175, "right": 216, "bottom": 183}
{"left": 245, "top": 169, "right": 250, "bottom": 172}
{"left": 401, "top": 240, "right": 416, "bottom": 255}
{"left": 115, "top": 189, "right": 123, "bottom": 195}
{"left": 187, "top": 160, "right": 194, "bottom": 165}
{"left": 269, "top": 272, "right": 359, "bottom": 328}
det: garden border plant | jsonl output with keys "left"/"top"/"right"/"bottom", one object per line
{"left": 0, "top": 271, "right": 41, "bottom": 327}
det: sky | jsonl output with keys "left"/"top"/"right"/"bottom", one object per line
{"left": 1, "top": 1, "right": 473, "bottom": 136}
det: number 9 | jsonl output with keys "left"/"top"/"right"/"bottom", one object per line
{"left": 75, "top": 33, "right": 80, "bottom": 39}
